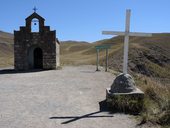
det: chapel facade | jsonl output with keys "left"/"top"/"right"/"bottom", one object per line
{"left": 14, "top": 12, "right": 60, "bottom": 70}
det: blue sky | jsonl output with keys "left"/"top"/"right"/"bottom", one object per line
{"left": 0, "top": 0, "right": 170, "bottom": 42}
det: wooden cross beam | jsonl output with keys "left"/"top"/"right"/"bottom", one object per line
{"left": 102, "top": 9, "right": 152, "bottom": 74}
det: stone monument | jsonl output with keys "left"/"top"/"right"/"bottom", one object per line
{"left": 106, "top": 74, "right": 144, "bottom": 113}
{"left": 102, "top": 9, "right": 152, "bottom": 113}
{"left": 14, "top": 8, "right": 60, "bottom": 70}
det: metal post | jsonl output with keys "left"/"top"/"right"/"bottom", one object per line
{"left": 105, "top": 49, "right": 108, "bottom": 72}
{"left": 96, "top": 49, "right": 100, "bottom": 71}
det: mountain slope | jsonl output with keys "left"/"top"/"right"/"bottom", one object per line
{"left": 107, "top": 34, "right": 170, "bottom": 79}
{"left": 0, "top": 31, "right": 14, "bottom": 67}
{"left": 60, "top": 34, "right": 170, "bottom": 82}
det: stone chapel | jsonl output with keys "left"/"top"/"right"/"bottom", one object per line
{"left": 14, "top": 11, "right": 60, "bottom": 70}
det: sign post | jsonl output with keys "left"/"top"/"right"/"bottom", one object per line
{"left": 95, "top": 45, "right": 111, "bottom": 72}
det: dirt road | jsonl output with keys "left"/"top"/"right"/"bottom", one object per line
{"left": 0, "top": 65, "right": 137, "bottom": 128}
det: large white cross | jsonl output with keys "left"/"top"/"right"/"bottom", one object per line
{"left": 102, "top": 9, "right": 152, "bottom": 74}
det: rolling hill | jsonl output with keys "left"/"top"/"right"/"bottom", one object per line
{"left": 0, "top": 31, "right": 14, "bottom": 67}
{"left": 60, "top": 34, "right": 170, "bottom": 83}
{"left": 0, "top": 31, "right": 170, "bottom": 81}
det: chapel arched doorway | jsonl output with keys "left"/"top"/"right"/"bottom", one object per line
{"left": 33, "top": 47, "right": 43, "bottom": 69}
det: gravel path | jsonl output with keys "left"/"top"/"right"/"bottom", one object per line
{"left": 0, "top": 65, "right": 137, "bottom": 128}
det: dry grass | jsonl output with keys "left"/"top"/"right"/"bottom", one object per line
{"left": 0, "top": 31, "right": 14, "bottom": 67}
{"left": 0, "top": 57, "right": 13, "bottom": 67}
{"left": 135, "top": 75, "right": 170, "bottom": 126}
{"left": 60, "top": 40, "right": 121, "bottom": 66}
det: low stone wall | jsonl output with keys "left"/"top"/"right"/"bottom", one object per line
{"left": 106, "top": 88, "right": 144, "bottom": 114}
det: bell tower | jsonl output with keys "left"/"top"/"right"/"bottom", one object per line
{"left": 14, "top": 9, "right": 60, "bottom": 70}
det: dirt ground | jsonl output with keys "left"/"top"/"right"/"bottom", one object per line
{"left": 0, "top": 65, "right": 139, "bottom": 128}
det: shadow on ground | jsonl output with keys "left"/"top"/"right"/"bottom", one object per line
{"left": 0, "top": 69, "right": 47, "bottom": 74}
{"left": 49, "top": 100, "right": 114, "bottom": 124}
{"left": 80, "top": 70, "right": 96, "bottom": 73}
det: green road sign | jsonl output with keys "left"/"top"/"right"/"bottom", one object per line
{"left": 95, "top": 45, "right": 111, "bottom": 49}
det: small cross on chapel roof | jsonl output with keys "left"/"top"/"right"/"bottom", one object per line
{"left": 33, "top": 6, "right": 38, "bottom": 13}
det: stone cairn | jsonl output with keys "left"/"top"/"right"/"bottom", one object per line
{"left": 106, "top": 73, "right": 144, "bottom": 113}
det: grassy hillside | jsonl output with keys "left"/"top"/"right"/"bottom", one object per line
{"left": 0, "top": 31, "right": 13, "bottom": 67}
{"left": 60, "top": 34, "right": 170, "bottom": 83}
{"left": 0, "top": 31, "right": 170, "bottom": 83}
{"left": 60, "top": 41, "right": 94, "bottom": 65}
{"left": 60, "top": 36, "right": 124, "bottom": 66}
